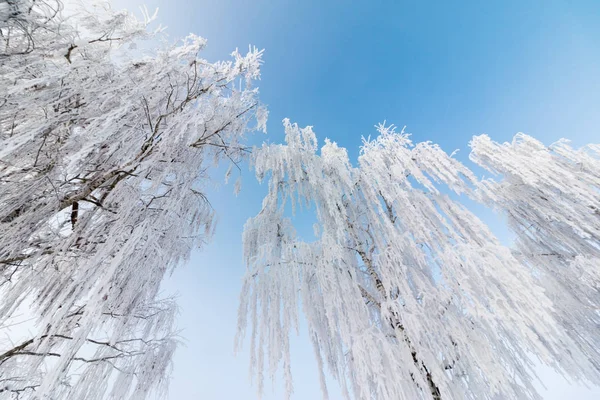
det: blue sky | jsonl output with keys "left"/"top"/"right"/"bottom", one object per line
{"left": 110, "top": 1, "right": 600, "bottom": 399}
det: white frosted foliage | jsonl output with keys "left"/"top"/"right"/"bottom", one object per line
{"left": 237, "top": 122, "right": 600, "bottom": 400}
{"left": 470, "top": 133, "right": 600, "bottom": 375}
{"left": 1, "top": 1, "right": 264, "bottom": 398}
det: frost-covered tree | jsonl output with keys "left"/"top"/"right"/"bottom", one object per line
{"left": 0, "top": 1, "right": 266, "bottom": 398}
{"left": 0, "top": 298, "right": 178, "bottom": 399}
{"left": 470, "top": 134, "right": 600, "bottom": 375}
{"left": 237, "top": 121, "right": 600, "bottom": 400}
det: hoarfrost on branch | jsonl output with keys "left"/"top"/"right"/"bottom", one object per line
{"left": 0, "top": 1, "right": 265, "bottom": 398}
{"left": 237, "top": 121, "right": 600, "bottom": 400}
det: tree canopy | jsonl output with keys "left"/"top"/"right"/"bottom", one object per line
{"left": 0, "top": 1, "right": 265, "bottom": 398}
{"left": 237, "top": 121, "right": 600, "bottom": 400}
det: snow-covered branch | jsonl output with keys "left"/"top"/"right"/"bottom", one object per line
{"left": 0, "top": 1, "right": 266, "bottom": 398}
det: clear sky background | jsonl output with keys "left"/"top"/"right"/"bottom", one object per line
{"left": 107, "top": 1, "right": 600, "bottom": 399}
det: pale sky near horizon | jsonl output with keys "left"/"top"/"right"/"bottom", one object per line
{"left": 104, "top": 1, "right": 600, "bottom": 399}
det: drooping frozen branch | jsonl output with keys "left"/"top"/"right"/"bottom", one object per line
{"left": 470, "top": 133, "right": 600, "bottom": 378}
{"left": 237, "top": 121, "right": 600, "bottom": 400}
